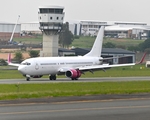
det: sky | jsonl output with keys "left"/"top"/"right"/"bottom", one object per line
{"left": 0, "top": 0, "right": 150, "bottom": 25}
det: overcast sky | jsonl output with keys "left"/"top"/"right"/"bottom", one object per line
{"left": 1, "top": 0, "right": 150, "bottom": 25}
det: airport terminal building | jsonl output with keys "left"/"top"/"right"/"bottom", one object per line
{"left": 20, "top": 20, "right": 150, "bottom": 40}
{"left": 0, "top": 20, "right": 150, "bottom": 40}
{"left": 69, "top": 21, "right": 150, "bottom": 40}
{"left": 0, "top": 22, "right": 21, "bottom": 42}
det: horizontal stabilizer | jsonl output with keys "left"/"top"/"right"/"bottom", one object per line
{"left": 7, "top": 53, "right": 20, "bottom": 67}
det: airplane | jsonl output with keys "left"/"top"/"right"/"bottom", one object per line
{"left": 8, "top": 26, "right": 135, "bottom": 81}
{"left": 137, "top": 52, "right": 147, "bottom": 64}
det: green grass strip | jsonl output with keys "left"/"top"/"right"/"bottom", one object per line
{"left": 0, "top": 81, "right": 150, "bottom": 100}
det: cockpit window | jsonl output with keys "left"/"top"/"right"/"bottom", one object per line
{"left": 21, "top": 62, "right": 31, "bottom": 65}
{"left": 27, "top": 63, "right": 31, "bottom": 65}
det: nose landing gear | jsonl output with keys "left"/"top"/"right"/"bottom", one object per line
{"left": 26, "top": 75, "right": 30, "bottom": 81}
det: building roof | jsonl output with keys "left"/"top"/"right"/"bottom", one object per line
{"left": 102, "top": 48, "right": 135, "bottom": 54}
{"left": 59, "top": 48, "right": 75, "bottom": 52}
{"left": 72, "top": 48, "right": 135, "bottom": 56}
{"left": 105, "top": 25, "right": 150, "bottom": 31}
{"left": 39, "top": 6, "right": 64, "bottom": 9}
{"left": 0, "top": 22, "right": 20, "bottom": 25}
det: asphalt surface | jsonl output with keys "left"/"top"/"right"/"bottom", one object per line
{"left": 0, "top": 77, "right": 150, "bottom": 84}
{"left": 1, "top": 77, "right": 150, "bottom": 120}
{"left": 0, "top": 95, "right": 150, "bottom": 120}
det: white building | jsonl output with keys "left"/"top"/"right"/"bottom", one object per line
{"left": 105, "top": 24, "right": 150, "bottom": 39}
{"left": 0, "top": 22, "right": 21, "bottom": 41}
{"left": 69, "top": 20, "right": 150, "bottom": 39}
{"left": 17, "top": 20, "right": 150, "bottom": 39}
{"left": 21, "top": 21, "right": 41, "bottom": 34}
{"left": 80, "top": 20, "right": 108, "bottom": 36}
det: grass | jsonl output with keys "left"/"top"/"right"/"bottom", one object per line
{"left": 71, "top": 36, "right": 144, "bottom": 48}
{"left": 0, "top": 81, "right": 150, "bottom": 100}
{"left": 104, "top": 38, "right": 144, "bottom": 47}
{"left": 14, "top": 35, "right": 42, "bottom": 44}
{"left": 0, "top": 69, "right": 24, "bottom": 79}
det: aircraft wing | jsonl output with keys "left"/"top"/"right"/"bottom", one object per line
{"left": 58, "top": 63, "right": 135, "bottom": 73}
{"left": 78, "top": 63, "right": 135, "bottom": 71}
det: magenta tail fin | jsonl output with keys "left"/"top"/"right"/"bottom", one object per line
{"left": 137, "top": 52, "right": 147, "bottom": 64}
{"left": 7, "top": 53, "right": 11, "bottom": 63}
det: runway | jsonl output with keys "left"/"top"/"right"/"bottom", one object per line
{"left": 0, "top": 76, "right": 150, "bottom": 84}
{"left": 1, "top": 97, "right": 150, "bottom": 120}
{"left": 1, "top": 77, "right": 150, "bottom": 119}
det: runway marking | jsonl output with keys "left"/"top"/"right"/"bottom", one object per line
{"left": 1, "top": 105, "right": 150, "bottom": 115}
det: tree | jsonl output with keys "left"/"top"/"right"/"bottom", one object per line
{"left": 138, "top": 39, "right": 150, "bottom": 51}
{"left": 144, "top": 48, "right": 150, "bottom": 54}
{"left": 116, "top": 45, "right": 126, "bottom": 49}
{"left": 14, "top": 51, "right": 23, "bottom": 63}
{"left": 103, "top": 42, "right": 116, "bottom": 48}
{"left": 28, "top": 50, "right": 39, "bottom": 58}
{"left": 0, "top": 59, "right": 8, "bottom": 66}
{"left": 127, "top": 46, "right": 140, "bottom": 52}
{"left": 59, "top": 22, "right": 74, "bottom": 48}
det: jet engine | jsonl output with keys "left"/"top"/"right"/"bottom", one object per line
{"left": 65, "top": 69, "right": 81, "bottom": 79}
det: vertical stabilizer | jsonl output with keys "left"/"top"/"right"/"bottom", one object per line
{"left": 137, "top": 52, "right": 147, "bottom": 64}
{"left": 7, "top": 53, "right": 11, "bottom": 64}
{"left": 84, "top": 26, "right": 104, "bottom": 57}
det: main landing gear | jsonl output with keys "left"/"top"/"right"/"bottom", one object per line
{"left": 71, "top": 78, "right": 78, "bottom": 80}
{"left": 26, "top": 77, "right": 30, "bottom": 81}
{"left": 49, "top": 75, "right": 56, "bottom": 80}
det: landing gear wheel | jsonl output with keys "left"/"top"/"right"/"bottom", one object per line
{"left": 53, "top": 75, "right": 56, "bottom": 80}
{"left": 49, "top": 75, "right": 56, "bottom": 80}
{"left": 26, "top": 77, "right": 30, "bottom": 81}
{"left": 49, "top": 76, "right": 52, "bottom": 80}
{"left": 71, "top": 78, "right": 78, "bottom": 80}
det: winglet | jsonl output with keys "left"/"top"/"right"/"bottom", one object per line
{"left": 7, "top": 53, "right": 11, "bottom": 64}
{"left": 136, "top": 52, "right": 147, "bottom": 64}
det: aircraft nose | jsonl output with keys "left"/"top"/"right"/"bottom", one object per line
{"left": 18, "top": 66, "right": 25, "bottom": 74}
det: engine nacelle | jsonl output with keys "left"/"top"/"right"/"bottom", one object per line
{"left": 65, "top": 69, "right": 81, "bottom": 79}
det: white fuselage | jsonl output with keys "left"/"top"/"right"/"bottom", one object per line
{"left": 18, "top": 56, "right": 102, "bottom": 76}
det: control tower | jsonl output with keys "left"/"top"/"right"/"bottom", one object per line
{"left": 38, "top": 6, "right": 65, "bottom": 57}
